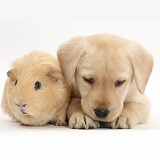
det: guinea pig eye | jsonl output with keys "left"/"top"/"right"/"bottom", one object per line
{"left": 34, "top": 81, "right": 41, "bottom": 90}
{"left": 83, "top": 77, "right": 94, "bottom": 85}
{"left": 15, "top": 80, "right": 18, "bottom": 86}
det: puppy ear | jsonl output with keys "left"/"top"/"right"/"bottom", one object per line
{"left": 128, "top": 42, "right": 153, "bottom": 94}
{"left": 57, "top": 37, "right": 86, "bottom": 86}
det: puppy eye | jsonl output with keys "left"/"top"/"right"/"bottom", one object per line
{"left": 15, "top": 80, "right": 18, "bottom": 86}
{"left": 115, "top": 80, "right": 125, "bottom": 87}
{"left": 34, "top": 81, "right": 41, "bottom": 90}
{"left": 83, "top": 77, "right": 94, "bottom": 84}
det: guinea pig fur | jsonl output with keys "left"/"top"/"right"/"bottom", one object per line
{"left": 1, "top": 51, "right": 70, "bottom": 126}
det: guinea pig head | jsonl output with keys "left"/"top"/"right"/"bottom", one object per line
{"left": 7, "top": 59, "right": 63, "bottom": 120}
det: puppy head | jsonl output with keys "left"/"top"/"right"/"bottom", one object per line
{"left": 58, "top": 34, "right": 153, "bottom": 122}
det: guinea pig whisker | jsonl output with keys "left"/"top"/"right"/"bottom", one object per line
{"left": 16, "top": 103, "right": 20, "bottom": 107}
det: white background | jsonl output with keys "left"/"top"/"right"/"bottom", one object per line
{"left": 0, "top": 1, "right": 160, "bottom": 160}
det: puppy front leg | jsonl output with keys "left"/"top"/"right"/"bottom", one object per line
{"left": 104, "top": 97, "right": 150, "bottom": 129}
{"left": 67, "top": 98, "right": 100, "bottom": 129}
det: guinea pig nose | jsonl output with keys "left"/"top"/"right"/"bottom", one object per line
{"left": 16, "top": 103, "right": 27, "bottom": 108}
{"left": 94, "top": 108, "right": 109, "bottom": 118}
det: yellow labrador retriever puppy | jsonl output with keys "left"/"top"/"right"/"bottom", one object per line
{"left": 57, "top": 34, "right": 153, "bottom": 129}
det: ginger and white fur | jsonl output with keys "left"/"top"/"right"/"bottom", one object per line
{"left": 1, "top": 51, "right": 70, "bottom": 126}
{"left": 57, "top": 34, "right": 153, "bottom": 129}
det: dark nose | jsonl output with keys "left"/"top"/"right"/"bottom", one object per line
{"left": 94, "top": 108, "right": 109, "bottom": 118}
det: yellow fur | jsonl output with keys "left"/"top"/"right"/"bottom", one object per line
{"left": 57, "top": 34, "right": 153, "bottom": 129}
{"left": 1, "top": 51, "right": 70, "bottom": 126}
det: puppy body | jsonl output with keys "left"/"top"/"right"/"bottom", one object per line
{"left": 58, "top": 34, "right": 153, "bottom": 129}
{"left": 1, "top": 51, "right": 70, "bottom": 126}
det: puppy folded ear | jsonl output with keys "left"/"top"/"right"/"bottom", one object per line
{"left": 128, "top": 42, "right": 153, "bottom": 94}
{"left": 57, "top": 37, "right": 86, "bottom": 86}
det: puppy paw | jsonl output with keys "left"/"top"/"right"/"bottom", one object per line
{"left": 106, "top": 115, "right": 136, "bottom": 129}
{"left": 69, "top": 114, "right": 100, "bottom": 129}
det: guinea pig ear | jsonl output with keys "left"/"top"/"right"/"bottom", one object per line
{"left": 57, "top": 36, "right": 86, "bottom": 87}
{"left": 46, "top": 70, "right": 59, "bottom": 82}
{"left": 128, "top": 42, "right": 153, "bottom": 94}
{"left": 7, "top": 70, "right": 16, "bottom": 79}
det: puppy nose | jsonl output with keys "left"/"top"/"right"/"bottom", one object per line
{"left": 94, "top": 108, "right": 109, "bottom": 118}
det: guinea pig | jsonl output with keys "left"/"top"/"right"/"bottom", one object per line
{"left": 1, "top": 51, "right": 70, "bottom": 126}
